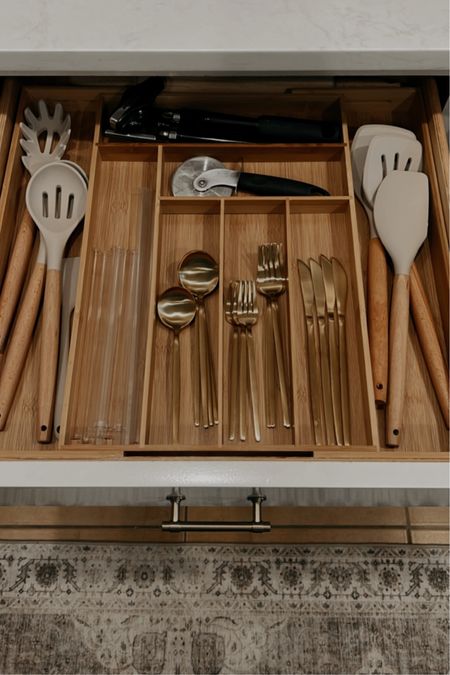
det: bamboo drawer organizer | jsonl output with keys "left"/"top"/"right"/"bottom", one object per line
{"left": 0, "top": 80, "right": 448, "bottom": 461}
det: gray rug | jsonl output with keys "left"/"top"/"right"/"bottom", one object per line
{"left": 0, "top": 542, "right": 447, "bottom": 674}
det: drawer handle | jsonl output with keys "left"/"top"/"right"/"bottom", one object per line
{"left": 161, "top": 489, "right": 271, "bottom": 533}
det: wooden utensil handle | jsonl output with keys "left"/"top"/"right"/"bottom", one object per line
{"left": 410, "top": 263, "right": 449, "bottom": 428}
{"left": 386, "top": 274, "right": 410, "bottom": 447}
{"left": 367, "top": 237, "right": 389, "bottom": 407}
{"left": 38, "top": 268, "right": 61, "bottom": 443}
{"left": 0, "top": 260, "right": 45, "bottom": 430}
{"left": 0, "top": 210, "right": 35, "bottom": 352}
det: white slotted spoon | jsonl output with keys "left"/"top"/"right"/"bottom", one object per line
{"left": 363, "top": 135, "right": 423, "bottom": 207}
{"left": 0, "top": 102, "right": 72, "bottom": 355}
{"left": 26, "top": 161, "right": 87, "bottom": 442}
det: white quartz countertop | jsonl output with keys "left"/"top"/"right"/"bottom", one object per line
{"left": 0, "top": 0, "right": 448, "bottom": 75}
{"left": 0, "top": 461, "right": 448, "bottom": 490}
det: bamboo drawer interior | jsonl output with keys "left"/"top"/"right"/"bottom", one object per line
{"left": 0, "top": 83, "right": 448, "bottom": 459}
{"left": 0, "top": 86, "right": 103, "bottom": 453}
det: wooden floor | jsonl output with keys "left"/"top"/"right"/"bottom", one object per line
{"left": 0, "top": 506, "right": 448, "bottom": 544}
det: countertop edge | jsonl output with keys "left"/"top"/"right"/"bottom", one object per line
{"left": 0, "top": 49, "right": 448, "bottom": 76}
{"left": 0, "top": 461, "right": 447, "bottom": 489}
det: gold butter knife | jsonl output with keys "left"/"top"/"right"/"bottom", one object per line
{"left": 298, "top": 259, "right": 324, "bottom": 445}
{"left": 321, "top": 255, "right": 343, "bottom": 446}
{"left": 332, "top": 257, "right": 351, "bottom": 446}
{"left": 310, "top": 258, "right": 335, "bottom": 445}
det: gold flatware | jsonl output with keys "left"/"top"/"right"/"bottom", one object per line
{"left": 321, "top": 255, "right": 343, "bottom": 446}
{"left": 332, "top": 257, "right": 351, "bottom": 446}
{"left": 256, "top": 243, "right": 290, "bottom": 428}
{"left": 256, "top": 244, "right": 276, "bottom": 427}
{"left": 236, "top": 280, "right": 261, "bottom": 443}
{"left": 157, "top": 287, "right": 196, "bottom": 443}
{"left": 310, "top": 258, "right": 335, "bottom": 445}
{"left": 178, "top": 250, "right": 219, "bottom": 428}
{"left": 297, "top": 259, "right": 324, "bottom": 445}
{"left": 225, "top": 281, "right": 240, "bottom": 441}
{"left": 233, "top": 281, "right": 247, "bottom": 441}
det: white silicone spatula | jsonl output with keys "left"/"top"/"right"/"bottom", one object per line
{"left": 351, "top": 125, "right": 416, "bottom": 406}
{"left": 363, "top": 135, "right": 423, "bottom": 207}
{"left": 364, "top": 135, "right": 449, "bottom": 429}
{"left": 26, "top": 162, "right": 87, "bottom": 442}
{"left": 373, "top": 171, "right": 429, "bottom": 447}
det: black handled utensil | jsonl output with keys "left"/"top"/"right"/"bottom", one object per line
{"left": 171, "top": 156, "right": 330, "bottom": 197}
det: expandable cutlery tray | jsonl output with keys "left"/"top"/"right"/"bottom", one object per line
{"left": 0, "top": 80, "right": 447, "bottom": 460}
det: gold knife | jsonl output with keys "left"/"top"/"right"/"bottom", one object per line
{"left": 298, "top": 260, "right": 324, "bottom": 445}
{"left": 310, "top": 258, "right": 335, "bottom": 445}
{"left": 332, "top": 257, "right": 351, "bottom": 445}
{"left": 321, "top": 255, "right": 343, "bottom": 446}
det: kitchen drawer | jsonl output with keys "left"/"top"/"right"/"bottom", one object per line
{"left": 0, "top": 79, "right": 19, "bottom": 193}
{"left": 0, "top": 78, "right": 448, "bottom": 464}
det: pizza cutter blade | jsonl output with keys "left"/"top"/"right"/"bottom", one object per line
{"left": 171, "top": 156, "right": 233, "bottom": 197}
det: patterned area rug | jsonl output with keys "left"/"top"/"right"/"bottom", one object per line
{"left": 0, "top": 542, "right": 448, "bottom": 674}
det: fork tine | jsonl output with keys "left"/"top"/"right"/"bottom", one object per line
{"left": 244, "top": 280, "right": 249, "bottom": 314}
{"left": 272, "top": 243, "right": 279, "bottom": 276}
{"left": 278, "top": 243, "right": 285, "bottom": 277}
{"left": 238, "top": 280, "right": 244, "bottom": 318}
{"left": 258, "top": 245, "right": 264, "bottom": 271}
{"left": 267, "top": 244, "right": 275, "bottom": 277}
{"left": 274, "top": 242, "right": 284, "bottom": 279}
{"left": 261, "top": 245, "right": 267, "bottom": 279}
{"left": 249, "top": 280, "right": 254, "bottom": 311}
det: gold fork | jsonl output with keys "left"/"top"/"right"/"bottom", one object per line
{"left": 225, "top": 281, "right": 240, "bottom": 441}
{"left": 256, "top": 245, "right": 276, "bottom": 428}
{"left": 236, "top": 280, "right": 261, "bottom": 442}
{"left": 232, "top": 280, "right": 247, "bottom": 441}
{"left": 257, "top": 243, "right": 291, "bottom": 428}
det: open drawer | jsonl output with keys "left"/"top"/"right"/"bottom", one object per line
{"left": 0, "top": 78, "right": 448, "bottom": 463}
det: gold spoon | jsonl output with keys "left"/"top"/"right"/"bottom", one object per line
{"left": 178, "top": 250, "right": 219, "bottom": 429}
{"left": 157, "top": 286, "right": 196, "bottom": 444}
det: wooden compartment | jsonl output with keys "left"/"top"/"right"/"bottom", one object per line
{"left": 222, "top": 199, "right": 294, "bottom": 447}
{"left": 354, "top": 186, "right": 448, "bottom": 454}
{"left": 0, "top": 85, "right": 103, "bottom": 453}
{"left": 0, "top": 80, "right": 447, "bottom": 462}
{"left": 62, "top": 144, "right": 157, "bottom": 446}
{"left": 144, "top": 199, "right": 222, "bottom": 446}
{"left": 160, "top": 144, "right": 347, "bottom": 197}
{"left": 286, "top": 199, "right": 376, "bottom": 448}
{"left": 0, "top": 79, "right": 19, "bottom": 192}
{"left": 342, "top": 88, "right": 449, "bottom": 454}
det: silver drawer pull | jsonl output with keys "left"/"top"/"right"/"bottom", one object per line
{"left": 161, "top": 489, "right": 271, "bottom": 533}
